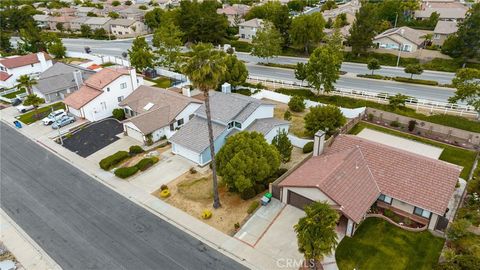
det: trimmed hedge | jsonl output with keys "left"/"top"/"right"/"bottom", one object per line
{"left": 114, "top": 166, "right": 139, "bottom": 179}
{"left": 392, "top": 77, "right": 439, "bottom": 86}
{"left": 229, "top": 40, "right": 252, "bottom": 52}
{"left": 99, "top": 151, "right": 129, "bottom": 170}
{"left": 135, "top": 157, "right": 159, "bottom": 171}
{"left": 357, "top": 74, "right": 388, "bottom": 80}
{"left": 129, "top": 145, "right": 144, "bottom": 155}
{"left": 303, "top": 141, "right": 314, "bottom": 153}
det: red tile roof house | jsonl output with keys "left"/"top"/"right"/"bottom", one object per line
{"left": 278, "top": 130, "right": 462, "bottom": 237}
{"left": 0, "top": 52, "right": 53, "bottom": 89}
{"left": 63, "top": 67, "right": 143, "bottom": 122}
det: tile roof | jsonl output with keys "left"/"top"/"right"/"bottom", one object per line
{"left": 434, "top": 21, "right": 458, "bottom": 34}
{"left": 415, "top": 2, "right": 468, "bottom": 19}
{"left": 280, "top": 135, "right": 461, "bottom": 221}
{"left": 63, "top": 85, "right": 102, "bottom": 110}
{"left": 48, "top": 16, "right": 76, "bottom": 23}
{"left": 374, "top": 26, "right": 425, "bottom": 46}
{"left": 168, "top": 116, "right": 227, "bottom": 153}
{"left": 0, "top": 72, "right": 12, "bottom": 81}
{"left": 244, "top": 117, "right": 289, "bottom": 135}
{"left": 238, "top": 18, "right": 264, "bottom": 28}
{"left": 84, "top": 67, "right": 130, "bottom": 89}
{"left": 85, "top": 17, "right": 111, "bottom": 25}
{"left": 120, "top": 85, "right": 202, "bottom": 134}
{"left": 0, "top": 53, "right": 52, "bottom": 69}
{"left": 109, "top": 18, "right": 136, "bottom": 26}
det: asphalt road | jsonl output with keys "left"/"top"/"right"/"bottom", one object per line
{"left": 0, "top": 122, "right": 247, "bottom": 270}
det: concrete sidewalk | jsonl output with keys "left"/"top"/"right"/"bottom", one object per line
{"left": 0, "top": 113, "right": 299, "bottom": 269}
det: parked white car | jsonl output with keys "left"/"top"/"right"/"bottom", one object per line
{"left": 43, "top": 109, "right": 67, "bottom": 125}
{"left": 15, "top": 104, "right": 34, "bottom": 113}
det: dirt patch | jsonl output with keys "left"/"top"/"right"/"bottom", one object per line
{"left": 119, "top": 145, "right": 171, "bottom": 168}
{"left": 281, "top": 147, "right": 309, "bottom": 170}
{"left": 268, "top": 99, "right": 310, "bottom": 138}
{"left": 153, "top": 170, "right": 264, "bottom": 235}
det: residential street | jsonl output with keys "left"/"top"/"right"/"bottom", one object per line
{"left": 0, "top": 122, "right": 247, "bottom": 270}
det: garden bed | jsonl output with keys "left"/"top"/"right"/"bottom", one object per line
{"left": 17, "top": 102, "right": 65, "bottom": 124}
{"left": 154, "top": 170, "right": 264, "bottom": 235}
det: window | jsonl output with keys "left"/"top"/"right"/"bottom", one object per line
{"left": 227, "top": 121, "right": 234, "bottom": 129}
{"left": 120, "top": 82, "right": 127, "bottom": 89}
{"left": 124, "top": 107, "right": 130, "bottom": 115}
{"left": 177, "top": 118, "right": 184, "bottom": 126}
{"left": 107, "top": 87, "right": 110, "bottom": 92}
{"left": 413, "top": 207, "right": 431, "bottom": 219}
{"left": 234, "top": 121, "right": 241, "bottom": 129}
{"left": 100, "top": 102, "right": 107, "bottom": 110}
{"left": 378, "top": 194, "right": 392, "bottom": 204}
{"left": 117, "top": 96, "right": 123, "bottom": 102}
{"left": 189, "top": 114, "right": 194, "bottom": 120}
{"left": 169, "top": 123, "right": 175, "bottom": 131}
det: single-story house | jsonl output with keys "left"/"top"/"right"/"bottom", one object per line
{"left": 278, "top": 132, "right": 462, "bottom": 237}
{"left": 119, "top": 86, "right": 202, "bottom": 144}
{"left": 414, "top": 2, "right": 468, "bottom": 22}
{"left": 118, "top": 7, "right": 146, "bottom": 21}
{"left": 63, "top": 67, "right": 143, "bottom": 122}
{"left": 75, "top": 6, "right": 100, "bottom": 17}
{"left": 109, "top": 19, "right": 146, "bottom": 37}
{"left": 373, "top": 26, "right": 425, "bottom": 52}
{"left": 238, "top": 18, "right": 264, "bottom": 40}
{"left": 48, "top": 16, "right": 75, "bottom": 31}
{"left": 33, "top": 62, "right": 95, "bottom": 103}
{"left": 70, "top": 17, "right": 90, "bottom": 32}
{"left": 169, "top": 90, "right": 290, "bottom": 166}
{"left": 57, "top": 7, "right": 76, "bottom": 17}
{"left": 84, "top": 17, "right": 112, "bottom": 30}
{"left": 0, "top": 52, "right": 53, "bottom": 89}
{"left": 433, "top": 20, "right": 458, "bottom": 46}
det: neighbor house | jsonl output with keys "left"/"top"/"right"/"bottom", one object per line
{"left": 118, "top": 7, "right": 146, "bottom": 21}
{"left": 84, "top": 17, "right": 112, "bottom": 30}
{"left": 33, "top": 14, "right": 50, "bottom": 29}
{"left": 33, "top": 62, "right": 96, "bottom": 103}
{"left": 63, "top": 67, "right": 143, "bottom": 122}
{"left": 48, "top": 16, "right": 75, "bottom": 31}
{"left": 414, "top": 2, "right": 468, "bottom": 22}
{"left": 217, "top": 4, "right": 250, "bottom": 26}
{"left": 238, "top": 18, "right": 264, "bottom": 41}
{"left": 0, "top": 52, "right": 53, "bottom": 89}
{"left": 75, "top": 6, "right": 100, "bottom": 17}
{"left": 57, "top": 7, "right": 76, "bottom": 17}
{"left": 373, "top": 26, "right": 425, "bottom": 52}
{"left": 119, "top": 86, "right": 203, "bottom": 145}
{"left": 169, "top": 90, "right": 289, "bottom": 166}
{"left": 433, "top": 20, "right": 458, "bottom": 46}
{"left": 109, "top": 19, "right": 146, "bottom": 37}
{"left": 70, "top": 17, "right": 90, "bottom": 32}
{"left": 278, "top": 132, "right": 461, "bottom": 237}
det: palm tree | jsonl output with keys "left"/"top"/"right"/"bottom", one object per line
{"left": 294, "top": 201, "right": 339, "bottom": 270}
{"left": 183, "top": 43, "right": 226, "bottom": 209}
{"left": 16, "top": 75, "right": 37, "bottom": 95}
{"left": 23, "top": 94, "right": 45, "bottom": 119}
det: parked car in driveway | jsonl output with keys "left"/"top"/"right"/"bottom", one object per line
{"left": 52, "top": 115, "right": 76, "bottom": 129}
{"left": 11, "top": 98, "right": 22, "bottom": 106}
{"left": 43, "top": 109, "right": 67, "bottom": 125}
{"left": 15, "top": 104, "right": 34, "bottom": 113}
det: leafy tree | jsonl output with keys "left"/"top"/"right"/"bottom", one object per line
{"left": 18, "top": 21, "right": 46, "bottom": 53}
{"left": 93, "top": 28, "right": 108, "bottom": 39}
{"left": 112, "top": 0, "right": 120, "bottom": 6}
{"left": 321, "top": 0, "right": 337, "bottom": 11}
{"left": 144, "top": 7, "right": 164, "bottom": 29}
{"left": 334, "top": 13, "right": 349, "bottom": 28}
{"left": 289, "top": 13, "right": 325, "bottom": 54}
{"left": 447, "top": 219, "right": 471, "bottom": 241}
{"left": 125, "top": 0, "right": 133, "bottom": 6}
{"left": 304, "top": 105, "right": 346, "bottom": 137}
{"left": 56, "top": 22, "right": 64, "bottom": 32}
{"left": 183, "top": 43, "right": 227, "bottom": 209}
{"left": 16, "top": 75, "right": 37, "bottom": 95}
{"left": 47, "top": 39, "right": 66, "bottom": 59}
{"left": 251, "top": 24, "right": 283, "bottom": 62}
{"left": 295, "top": 62, "right": 308, "bottom": 85}
{"left": 178, "top": 0, "right": 228, "bottom": 44}
{"left": 128, "top": 37, "right": 156, "bottom": 72}
{"left": 348, "top": 3, "right": 378, "bottom": 55}
{"left": 288, "top": 95, "right": 306, "bottom": 112}
{"left": 0, "top": 31, "right": 12, "bottom": 53}
{"left": 287, "top": 0, "right": 306, "bottom": 12}
{"left": 404, "top": 64, "right": 423, "bottom": 79}
{"left": 388, "top": 93, "right": 409, "bottom": 109}
{"left": 153, "top": 22, "right": 184, "bottom": 71}
{"left": 367, "top": 58, "right": 381, "bottom": 75}
{"left": 449, "top": 68, "right": 480, "bottom": 116}
{"left": 216, "top": 131, "right": 281, "bottom": 195}
{"left": 80, "top": 25, "right": 92, "bottom": 37}
{"left": 108, "top": 12, "right": 119, "bottom": 19}
{"left": 23, "top": 94, "right": 45, "bottom": 119}
{"left": 294, "top": 201, "right": 339, "bottom": 269}
{"left": 305, "top": 31, "right": 343, "bottom": 94}
{"left": 139, "top": 5, "right": 147, "bottom": 10}
{"left": 222, "top": 54, "right": 248, "bottom": 88}
{"left": 245, "top": 1, "right": 291, "bottom": 42}
{"left": 272, "top": 130, "right": 292, "bottom": 163}
{"left": 0, "top": 6, "right": 36, "bottom": 31}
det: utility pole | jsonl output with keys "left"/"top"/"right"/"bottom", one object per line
{"left": 52, "top": 107, "right": 63, "bottom": 145}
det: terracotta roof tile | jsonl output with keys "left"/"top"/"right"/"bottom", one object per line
{"left": 63, "top": 85, "right": 102, "bottom": 110}
{"left": 84, "top": 67, "right": 130, "bottom": 89}
{"left": 0, "top": 71, "right": 12, "bottom": 81}
{"left": 0, "top": 53, "right": 51, "bottom": 69}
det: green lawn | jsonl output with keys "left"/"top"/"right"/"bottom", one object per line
{"left": 146, "top": 76, "right": 171, "bottom": 88}
{"left": 2, "top": 89, "right": 25, "bottom": 99}
{"left": 336, "top": 218, "right": 445, "bottom": 270}
{"left": 18, "top": 102, "right": 65, "bottom": 124}
{"left": 349, "top": 122, "right": 477, "bottom": 179}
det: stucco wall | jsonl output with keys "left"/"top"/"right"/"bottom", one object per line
{"left": 172, "top": 143, "right": 201, "bottom": 164}
{"left": 242, "top": 104, "right": 274, "bottom": 129}
{"left": 374, "top": 36, "right": 418, "bottom": 52}
{"left": 281, "top": 187, "right": 337, "bottom": 205}
{"left": 200, "top": 128, "right": 230, "bottom": 165}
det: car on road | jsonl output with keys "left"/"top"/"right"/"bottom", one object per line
{"left": 52, "top": 115, "right": 75, "bottom": 129}
{"left": 15, "top": 104, "right": 34, "bottom": 113}
{"left": 43, "top": 109, "right": 67, "bottom": 125}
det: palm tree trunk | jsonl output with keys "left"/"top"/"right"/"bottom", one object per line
{"left": 204, "top": 90, "right": 221, "bottom": 209}
{"left": 27, "top": 86, "right": 32, "bottom": 95}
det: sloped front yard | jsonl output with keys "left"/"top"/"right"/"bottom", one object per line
{"left": 335, "top": 218, "right": 444, "bottom": 270}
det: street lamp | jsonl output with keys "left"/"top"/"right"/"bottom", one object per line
{"left": 52, "top": 107, "right": 63, "bottom": 145}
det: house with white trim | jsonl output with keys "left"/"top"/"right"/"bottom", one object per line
{"left": 0, "top": 52, "right": 53, "bottom": 89}
{"left": 373, "top": 26, "right": 425, "bottom": 53}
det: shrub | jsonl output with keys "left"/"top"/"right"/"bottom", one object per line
{"left": 454, "top": 255, "right": 480, "bottom": 270}
{"left": 234, "top": 222, "right": 240, "bottom": 230}
{"left": 254, "top": 183, "right": 265, "bottom": 194}
{"left": 159, "top": 189, "right": 170, "bottom": 198}
{"left": 408, "top": 120, "right": 417, "bottom": 131}
{"left": 112, "top": 108, "right": 125, "bottom": 120}
{"left": 383, "top": 209, "right": 395, "bottom": 219}
{"left": 390, "top": 120, "right": 401, "bottom": 127}
{"left": 160, "top": 184, "right": 168, "bottom": 191}
{"left": 201, "top": 210, "right": 212, "bottom": 219}
{"left": 303, "top": 141, "right": 314, "bottom": 153}
{"left": 392, "top": 76, "right": 438, "bottom": 86}
{"left": 284, "top": 110, "right": 292, "bottom": 121}
{"left": 367, "top": 113, "right": 374, "bottom": 121}
{"left": 129, "top": 145, "right": 144, "bottom": 155}
{"left": 240, "top": 187, "right": 256, "bottom": 200}
{"left": 247, "top": 201, "right": 260, "bottom": 214}
{"left": 288, "top": 95, "right": 306, "bottom": 112}
{"left": 357, "top": 74, "right": 387, "bottom": 80}
{"left": 135, "top": 157, "right": 159, "bottom": 171}
{"left": 190, "top": 167, "right": 197, "bottom": 174}
{"left": 304, "top": 105, "right": 346, "bottom": 137}
{"left": 99, "top": 151, "right": 129, "bottom": 170}
{"left": 114, "top": 166, "right": 139, "bottom": 178}
{"left": 274, "top": 168, "right": 288, "bottom": 178}
{"left": 447, "top": 219, "right": 471, "bottom": 240}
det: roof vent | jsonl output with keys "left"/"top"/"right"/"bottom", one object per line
{"left": 143, "top": 102, "right": 154, "bottom": 111}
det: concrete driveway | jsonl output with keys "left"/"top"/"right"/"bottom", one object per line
{"left": 356, "top": 128, "right": 444, "bottom": 159}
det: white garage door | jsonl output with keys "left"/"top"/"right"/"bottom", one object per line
{"left": 126, "top": 125, "right": 144, "bottom": 143}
